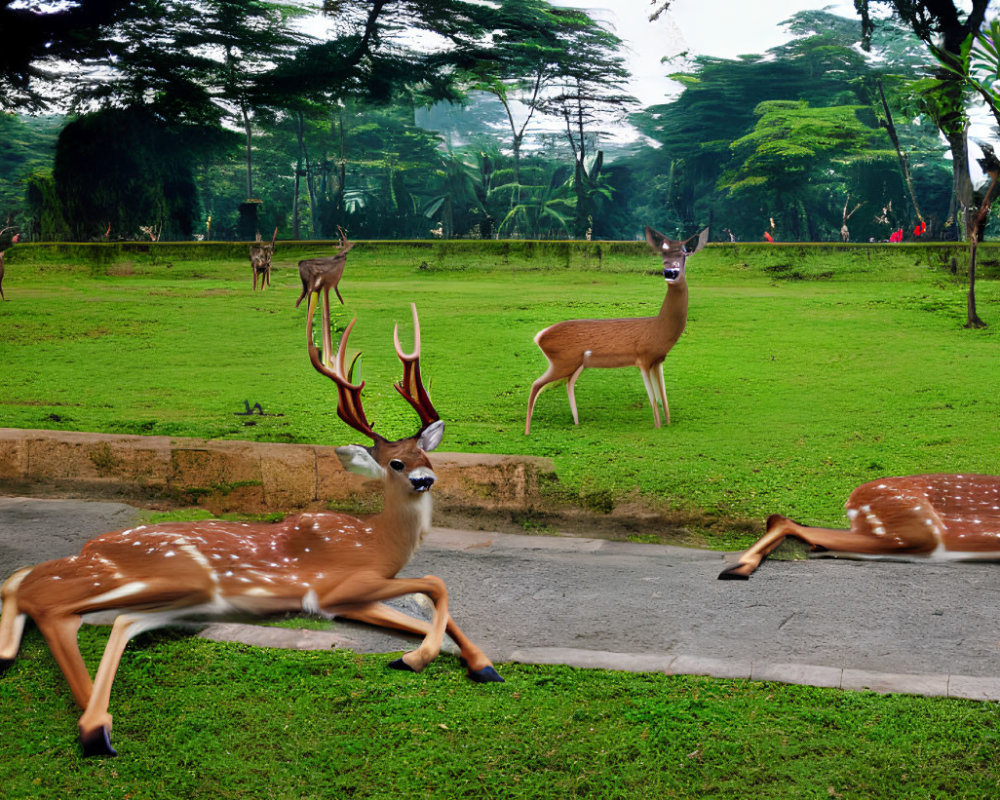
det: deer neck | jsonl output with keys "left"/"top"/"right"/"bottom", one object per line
{"left": 369, "top": 483, "right": 434, "bottom": 565}
{"left": 656, "top": 278, "right": 689, "bottom": 341}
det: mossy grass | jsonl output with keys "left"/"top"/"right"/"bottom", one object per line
{"left": 1, "top": 241, "right": 999, "bottom": 548}
{"left": 1, "top": 627, "right": 999, "bottom": 798}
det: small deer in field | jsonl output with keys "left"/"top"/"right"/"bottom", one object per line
{"left": 249, "top": 227, "right": 277, "bottom": 290}
{"left": 525, "top": 226, "right": 708, "bottom": 435}
{"left": 295, "top": 226, "right": 354, "bottom": 308}
{"left": 0, "top": 298, "right": 501, "bottom": 757}
{"left": 719, "top": 474, "right": 1000, "bottom": 579}
{"left": 0, "top": 224, "right": 18, "bottom": 300}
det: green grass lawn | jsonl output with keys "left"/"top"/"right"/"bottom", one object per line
{"left": 1, "top": 627, "right": 998, "bottom": 799}
{"left": 2, "top": 242, "right": 1000, "bottom": 796}
{"left": 2, "top": 241, "right": 998, "bottom": 546}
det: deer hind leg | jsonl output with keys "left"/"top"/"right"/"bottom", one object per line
{"left": 0, "top": 567, "right": 32, "bottom": 668}
{"left": 526, "top": 361, "right": 573, "bottom": 435}
{"left": 322, "top": 574, "right": 450, "bottom": 674}
{"left": 336, "top": 602, "right": 502, "bottom": 683}
{"left": 565, "top": 363, "right": 585, "bottom": 425}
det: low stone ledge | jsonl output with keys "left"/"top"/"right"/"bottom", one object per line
{"left": 0, "top": 428, "right": 557, "bottom": 521}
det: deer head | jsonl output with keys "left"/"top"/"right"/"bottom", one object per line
{"left": 645, "top": 227, "right": 709, "bottom": 284}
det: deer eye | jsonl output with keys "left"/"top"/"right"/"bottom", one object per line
{"left": 389, "top": 459, "right": 405, "bottom": 472}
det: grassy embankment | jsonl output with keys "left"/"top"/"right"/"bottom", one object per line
{"left": 1, "top": 241, "right": 999, "bottom": 797}
{"left": 2, "top": 239, "right": 998, "bottom": 546}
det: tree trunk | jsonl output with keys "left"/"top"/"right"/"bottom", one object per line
{"left": 241, "top": 101, "right": 254, "bottom": 200}
{"left": 876, "top": 78, "right": 924, "bottom": 224}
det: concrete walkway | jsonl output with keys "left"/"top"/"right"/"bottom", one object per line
{"left": 3, "top": 496, "right": 1000, "bottom": 700}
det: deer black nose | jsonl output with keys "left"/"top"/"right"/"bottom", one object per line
{"left": 663, "top": 268, "right": 680, "bottom": 281}
{"left": 411, "top": 476, "right": 435, "bottom": 493}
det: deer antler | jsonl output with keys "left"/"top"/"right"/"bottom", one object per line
{"left": 306, "top": 293, "right": 378, "bottom": 441}
{"left": 336, "top": 225, "right": 355, "bottom": 256}
{"left": 393, "top": 303, "right": 439, "bottom": 429}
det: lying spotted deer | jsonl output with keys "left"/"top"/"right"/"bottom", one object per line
{"left": 249, "top": 226, "right": 277, "bottom": 290}
{"left": 525, "top": 226, "right": 708, "bottom": 434}
{"left": 719, "top": 474, "right": 1000, "bottom": 579}
{"left": 0, "top": 300, "right": 501, "bottom": 757}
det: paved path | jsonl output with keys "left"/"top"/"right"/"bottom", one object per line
{"left": 3, "top": 496, "right": 1000, "bottom": 699}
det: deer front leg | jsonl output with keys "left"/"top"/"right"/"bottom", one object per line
{"left": 322, "top": 574, "right": 450, "bottom": 674}
{"left": 639, "top": 367, "right": 662, "bottom": 428}
{"left": 0, "top": 568, "right": 31, "bottom": 668}
{"left": 335, "top": 601, "right": 502, "bottom": 683}
{"left": 719, "top": 514, "right": 799, "bottom": 579}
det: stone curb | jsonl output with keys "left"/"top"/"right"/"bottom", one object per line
{"left": 186, "top": 621, "right": 1000, "bottom": 702}
{"left": 507, "top": 647, "right": 1000, "bottom": 701}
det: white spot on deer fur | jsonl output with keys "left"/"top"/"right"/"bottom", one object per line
{"left": 874, "top": 526, "right": 886, "bottom": 536}
{"left": 302, "top": 589, "right": 321, "bottom": 615}
{"left": 87, "top": 581, "right": 150, "bottom": 605}
{"left": 164, "top": 551, "right": 176, "bottom": 558}
{"left": 847, "top": 508, "right": 858, "bottom": 520}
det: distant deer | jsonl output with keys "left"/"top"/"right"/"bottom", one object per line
{"left": 295, "top": 226, "right": 354, "bottom": 308}
{"left": 249, "top": 227, "right": 277, "bottom": 290}
{"left": 0, "top": 225, "right": 18, "bottom": 300}
{"left": 719, "top": 474, "right": 1000, "bottom": 579}
{"left": 0, "top": 298, "right": 501, "bottom": 757}
{"left": 525, "top": 226, "right": 709, "bottom": 435}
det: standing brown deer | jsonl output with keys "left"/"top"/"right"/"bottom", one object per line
{"left": 0, "top": 224, "right": 16, "bottom": 300}
{"left": 0, "top": 299, "right": 501, "bottom": 757}
{"left": 719, "top": 474, "right": 1000, "bottom": 579}
{"left": 295, "top": 226, "right": 354, "bottom": 308}
{"left": 525, "top": 226, "right": 708, "bottom": 434}
{"left": 249, "top": 226, "right": 277, "bottom": 290}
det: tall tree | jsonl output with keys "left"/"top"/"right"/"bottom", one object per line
{"left": 53, "top": 107, "right": 204, "bottom": 240}
{"left": 0, "top": 0, "right": 141, "bottom": 110}
{"left": 535, "top": 12, "right": 634, "bottom": 237}
{"left": 856, "top": 0, "right": 991, "bottom": 326}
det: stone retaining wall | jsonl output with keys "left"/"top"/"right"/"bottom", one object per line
{"left": 0, "top": 428, "right": 556, "bottom": 521}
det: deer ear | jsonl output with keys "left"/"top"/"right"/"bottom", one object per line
{"left": 417, "top": 420, "right": 445, "bottom": 452}
{"left": 335, "top": 445, "right": 385, "bottom": 479}
{"left": 684, "top": 228, "right": 710, "bottom": 254}
{"left": 644, "top": 226, "right": 667, "bottom": 252}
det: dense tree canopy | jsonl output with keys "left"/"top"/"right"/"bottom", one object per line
{"left": 0, "top": 3, "right": 992, "bottom": 244}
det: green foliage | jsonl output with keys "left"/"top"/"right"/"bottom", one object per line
{"left": 1, "top": 627, "right": 999, "bottom": 797}
{"left": 0, "top": 113, "right": 61, "bottom": 230}
{"left": 53, "top": 107, "right": 208, "bottom": 241}
{"left": 626, "top": 10, "right": 955, "bottom": 243}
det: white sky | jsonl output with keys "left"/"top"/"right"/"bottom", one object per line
{"left": 553, "top": 0, "right": 866, "bottom": 107}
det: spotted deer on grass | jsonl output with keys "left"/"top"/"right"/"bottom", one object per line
{"left": 0, "top": 297, "right": 501, "bottom": 757}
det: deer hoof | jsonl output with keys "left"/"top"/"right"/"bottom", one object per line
{"left": 468, "top": 665, "right": 504, "bottom": 683}
{"left": 80, "top": 726, "right": 118, "bottom": 758}
{"left": 717, "top": 564, "right": 752, "bottom": 580}
{"left": 388, "top": 657, "right": 417, "bottom": 673}
{"left": 0, "top": 657, "right": 14, "bottom": 674}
